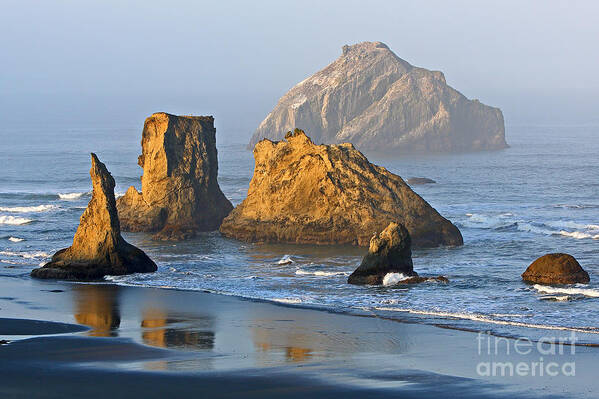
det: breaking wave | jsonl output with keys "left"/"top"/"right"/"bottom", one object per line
{"left": 533, "top": 284, "right": 599, "bottom": 298}
{"left": 277, "top": 255, "right": 294, "bottom": 265}
{"left": 8, "top": 237, "right": 24, "bottom": 242}
{"left": 295, "top": 269, "right": 349, "bottom": 277}
{"left": 462, "top": 213, "right": 599, "bottom": 240}
{"left": 0, "top": 216, "right": 34, "bottom": 225}
{"left": 272, "top": 297, "right": 303, "bottom": 304}
{"left": 58, "top": 192, "right": 89, "bottom": 200}
{"left": 373, "top": 307, "right": 599, "bottom": 334}
{"left": 539, "top": 295, "right": 572, "bottom": 302}
{"left": 0, "top": 250, "right": 51, "bottom": 259}
{"left": 460, "top": 213, "right": 515, "bottom": 230}
{"left": 382, "top": 273, "right": 411, "bottom": 286}
{"left": 0, "top": 204, "right": 56, "bottom": 213}
{"left": 558, "top": 231, "right": 599, "bottom": 240}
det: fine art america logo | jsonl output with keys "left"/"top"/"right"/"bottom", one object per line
{"left": 476, "top": 331, "right": 576, "bottom": 377}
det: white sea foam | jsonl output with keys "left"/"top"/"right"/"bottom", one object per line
{"left": 373, "top": 307, "right": 599, "bottom": 334}
{"left": 533, "top": 284, "right": 599, "bottom": 298}
{"left": 58, "top": 192, "right": 88, "bottom": 200}
{"left": 0, "top": 216, "right": 33, "bottom": 225}
{"left": 558, "top": 230, "right": 594, "bottom": 239}
{"left": 518, "top": 223, "right": 599, "bottom": 240}
{"left": 8, "top": 237, "right": 24, "bottom": 242}
{"left": 491, "top": 313, "right": 532, "bottom": 318}
{"left": 545, "top": 220, "right": 599, "bottom": 231}
{"left": 463, "top": 213, "right": 599, "bottom": 240}
{"left": 104, "top": 275, "right": 126, "bottom": 282}
{"left": 295, "top": 269, "right": 348, "bottom": 277}
{"left": 380, "top": 298, "right": 402, "bottom": 305}
{"left": 461, "top": 213, "right": 515, "bottom": 230}
{"left": 277, "top": 255, "right": 294, "bottom": 265}
{"left": 382, "top": 273, "right": 411, "bottom": 286}
{"left": 516, "top": 222, "right": 554, "bottom": 235}
{"left": 0, "top": 204, "right": 56, "bottom": 213}
{"left": 0, "top": 250, "right": 51, "bottom": 259}
{"left": 272, "top": 298, "right": 303, "bottom": 304}
{"left": 539, "top": 295, "right": 571, "bottom": 302}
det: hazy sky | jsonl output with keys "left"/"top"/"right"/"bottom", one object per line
{"left": 2, "top": 0, "right": 598, "bottom": 141}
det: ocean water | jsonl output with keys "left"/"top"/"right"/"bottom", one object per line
{"left": 1, "top": 124, "right": 598, "bottom": 343}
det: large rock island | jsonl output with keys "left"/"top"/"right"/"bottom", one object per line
{"left": 220, "top": 129, "right": 462, "bottom": 247}
{"left": 31, "top": 154, "right": 157, "bottom": 280}
{"left": 250, "top": 41, "right": 506, "bottom": 153}
{"left": 117, "top": 113, "right": 233, "bottom": 240}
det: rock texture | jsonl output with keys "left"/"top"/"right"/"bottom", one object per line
{"left": 522, "top": 253, "right": 590, "bottom": 285}
{"left": 348, "top": 222, "right": 414, "bottom": 284}
{"left": 31, "top": 154, "right": 157, "bottom": 280}
{"left": 117, "top": 113, "right": 233, "bottom": 240}
{"left": 250, "top": 41, "right": 506, "bottom": 153}
{"left": 220, "top": 129, "right": 462, "bottom": 247}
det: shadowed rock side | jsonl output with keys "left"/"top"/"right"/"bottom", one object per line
{"left": 522, "top": 253, "right": 590, "bottom": 285}
{"left": 220, "top": 130, "right": 463, "bottom": 247}
{"left": 250, "top": 41, "right": 506, "bottom": 153}
{"left": 117, "top": 113, "right": 233, "bottom": 240}
{"left": 31, "top": 154, "right": 157, "bottom": 280}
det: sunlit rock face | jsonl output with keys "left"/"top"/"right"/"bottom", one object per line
{"left": 31, "top": 154, "right": 157, "bottom": 280}
{"left": 117, "top": 113, "right": 233, "bottom": 240}
{"left": 221, "top": 130, "right": 462, "bottom": 248}
{"left": 250, "top": 41, "right": 506, "bottom": 153}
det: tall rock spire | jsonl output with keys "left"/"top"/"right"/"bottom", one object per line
{"left": 31, "top": 154, "right": 157, "bottom": 280}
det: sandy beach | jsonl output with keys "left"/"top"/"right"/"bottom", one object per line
{"left": 0, "top": 276, "right": 596, "bottom": 398}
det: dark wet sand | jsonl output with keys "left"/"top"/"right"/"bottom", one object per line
{"left": 0, "top": 277, "right": 596, "bottom": 398}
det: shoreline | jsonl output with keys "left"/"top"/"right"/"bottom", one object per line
{"left": 1, "top": 275, "right": 597, "bottom": 398}
{"left": 96, "top": 274, "right": 599, "bottom": 346}
{"left": 5, "top": 271, "right": 599, "bottom": 346}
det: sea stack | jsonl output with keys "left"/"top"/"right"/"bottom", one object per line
{"left": 220, "top": 129, "right": 462, "bottom": 247}
{"left": 522, "top": 253, "right": 590, "bottom": 285}
{"left": 348, "top": 222, "right": 414, "bottom": 285}
{"left": 117, "top": 113, "right": 233, "bottom": 240}
{"left": 348, "top": 222, "right": 449, "bottom": 285}
{"left": 250, "top": 41, "right": 506, "bottom": 153}
{"left": 31, "top": 154, "right": 157, "bottom": 280}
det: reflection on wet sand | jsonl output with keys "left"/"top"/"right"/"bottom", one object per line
{"left": 285, "top": 346, "right": 312, "bottom": 362}
{"left": 73, "top": 285, "right": 120, "bottom": 337}
{"left": 141, "top": 308, "right": 215, "bottom": 350}
{"left": 253, "top": 326, "right": 314, "bottom": 363}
